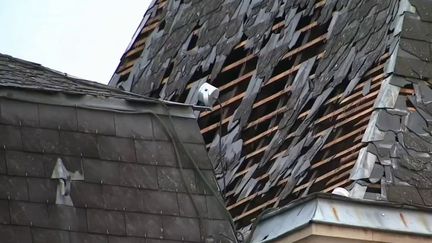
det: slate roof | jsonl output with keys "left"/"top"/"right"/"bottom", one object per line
{"left": 109, "top": 0, "right": 432, "bottom": 233}
{"left": 0, "top": 53, "right": 235, "bottom": 243}
{"left": 0, "top": 53, "right": 152, "bottom": 101}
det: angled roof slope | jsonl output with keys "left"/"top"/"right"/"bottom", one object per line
{"left": 110, "top": 0, "right": 432, "bottom": 231}
{"left": 0, "top": 53, "right": 235, "bottom": 243}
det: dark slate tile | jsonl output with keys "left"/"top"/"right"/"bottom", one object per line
{"left": 181, "top": 143, "right": 213, "bottom": 169}
{"left": 77, "top": 108, "right": 115, "bottom": 135}
{"left": 206, "top": 196, "right": 227, "bottom": 220}
{"left": 70, "top": 232, "right": 108, "bottom": 243}
{"left": 83, "top": 159, "right": 120, "bottom": 185}
{"left": 411, "top": 0, "right": 432, "bottom": 22}
{"left": 119, "top": 163, "right": 158, "bottom": 189}
{"left": 115, "top": 113, "right": 153, "bottom": 139}
{"left": 399, "top": 38, "right": 431, "bottom": 62}
{"left": 48, "top": 205, "right": 87, "bottom": 231}
{"left": 401, "top": 13, "right": 432, "bottom": 42}
{"left": 204, "top": 219, "right": 235, "bottom": 242}
{"left": 10, "top": 201, "right": 49, "bottom": 227}
{"left": 125, "top": 212, "right": 162, "bottom": 238}
{"left": 0, "top": 150, "right": 6, "bottom": 174}
{"left": 141, "top": 190, "right": 179, "bottom": 215}
{"left": 0, "top": 200, "right": 10, "bottom": 224}
{"left": 108, "top": 236, "right": 145, "bottom": 243}
{"left": 157, "top": 167, "right": 197, "bottom": 193}
{"left": 0, "top": 124, "right": 22, "bottom": 149}
{"left": 0, "top": 175, "right": 28, "bottom": 200}
{"left": 59, "top": 131, "right": 99, "bottom": 157}
{"left": 196, "top": 170, "right": 218, "bottom": 195}
{"left": 177, "top": 193, "right": 207, "bottom": 218}
{"left": 32, "top": 228, "right": 70, "bottom": 243}
{"left": 98, "top": 136, "right": 136, "bottom": 162}
{"left": 162, "top": 216, "right": 201, "bottom": 242}
{"left": 394, "top": 56, "right": 432, "bottom": 80}
{"left": 0, "top": 225, "right": 32, "bottom": 243}
{"left": 27, "top": 178, "right": 56, "bottom": 203}
{"left": 135, "top": 140, "right": 176, "bottom": 166}
{"left": 418, "top": 188, "right": 432, "bottom": 206}
{"left": 386, "top": 185, "right": 424, "bottom": 205}
{"left": 153, "top": 116, "right": 204, "bottom": 144}
{"left": 39, "top": 104, "right": 78, "bottom": 130}
{"left": 70, "top": 181, "right": 104, "bottom": 208}
{"left": 21, "top": 127, "right": 60, "bottom": 153}
{"left": 6, "top": 151, "right": 45, "bottom": 177}
{"left": 0, "top": 99, "right": 38, "bottom": 126}
{"left": 102, "top": 185, "right": 141, "bottom": 212}
{"left": 151, "top": 116, "right": 170, "bottom": 141}
{"left": 87, "top": 209, "right": 126, "bottom": 235}
{"left": 44, "top": 155, "right": 83, "bottom": 178}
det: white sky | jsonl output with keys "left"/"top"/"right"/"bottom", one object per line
{"left": 0, "top": 0, "right": 152, "bottom": 84}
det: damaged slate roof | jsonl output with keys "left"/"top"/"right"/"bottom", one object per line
{"left": 109, "top": 0, "right": 432, "bottom": 233}
{"left": 0, "top": 53, "right": 236, "bottom": 243}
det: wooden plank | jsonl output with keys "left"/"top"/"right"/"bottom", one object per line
{"left": 233, "top": 198, "right": 278, "bottom": 221}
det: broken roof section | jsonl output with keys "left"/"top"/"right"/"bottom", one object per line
{"left": 0, "top": 53, "right": 236, "bottom": 243}
{"left": 109, "top": 0, "right": 404, "bottom": 230}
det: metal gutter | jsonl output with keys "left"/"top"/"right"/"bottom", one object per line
{"left": 251, "top": 193, "right": 432, "bottom": 242}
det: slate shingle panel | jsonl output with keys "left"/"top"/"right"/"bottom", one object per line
{"left": 0, "top": 56, "right": 235, "bottom": 242}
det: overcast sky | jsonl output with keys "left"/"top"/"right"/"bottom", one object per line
{"left": 0, "top": 0, "right": 152, "bottom": 84}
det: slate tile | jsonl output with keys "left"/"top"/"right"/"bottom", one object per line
{"left": 0, "top": 150, "right": 6, "bottom": 174}
{"left": 27, "top": 177, "right": 56, "bottom": 203}
{"left": 10, "top": 201, "right": 49, "bottom": 227}
{"left": 71, "top": 181, "right": 104, "bottom": 208}
{"left": 98, "top": 136, "right": 136, "bottom": 162}
{"left": 108, "top": 236, "right": 146, "bottom": 243}
{"left": 0, "top": 175, "right": 28, "bottom": 200}
{"left": 0, "top": 225, "right": 32, "bottom": 243}
{"left": 196, "top": 170, "right": 218, "bottom": 195}
{"left": 401, "top": 14, "right": 432, "bottom": 42}
{"left": 204, "top": 219, "right": 235, "bottom": 241}
{"left": 177, "top": 193, "right": 207, "bottom": 218}
{"left": 48, "top": 205, "right": 87, "bottom": 231}
{"left": 181, "top": 143, "right": 213, "bottom": 169}
{"left": 153, "top": 116, "right": 204, "bottom": 144}
{"left": 141, "top": 190, "right": 179, "bottom": 215}
{"left": 171, "top": 117, "right": 204, "bottom": 144}
{"left": 411, "top": 0, "right": 432, "bottom": 22}
{"left": 103, "top": 185, "right": 141, "bottom": 211}
{"left": 418, "top": 188, "right": 432, "bottom": 206}
{"left": 83, "top": 159, "right": 120, "bottom": 185}
{"left": 115, "top": 113, "right": 153, "bottom": 139}
{"left": 21, "top": 127, "right": 60, "bottom": 153}
{"left": 32, "top": 228, "right": 70, "bottom": 243}
{"left": 59, "top": 131, "right": 99, "bottom": 157}
{"left": 77, "top": 108, "right": 115, "bottom": 135}
{"left": 206, "top": 196, "right": 226, "bottom": 220}
{"left": 39, "top": 104, "right": 78, "bottom": 130}
{"left": 119, "top": 163, "right": 158, "bottom": 189}
{"left": 157, "top": 167, "right": 197, "bottom": 193}
{"left": 6, "top": 151, "right": 45, "bottom": 177}
{"left": 70, "top": 232, "right": 108, "bottom": 243}
{"left": 151, "top": 116, "right": 170, "bottom": 141}
{"left": 87, "top": 209, "right": 126, "bottom": 235}
{"left": 0, "top": 200, "right": 10, "bottom": 224}
{"left": 386, "top": 185, "right": 424, "bottom": 205}
{"left": 125, "top": 212, "right": 162, "bottom": 238}
{"left": 135, "top": 140, "right": 176, "bottom": 166}
{"left": 0, "top": 99, "right": 38, "bottom": 126}
{"left": 0, "top": 124, "right": 22, "bottom": 149}
{"left": 162, "top": 216, "right": 201, "bottom": 242}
